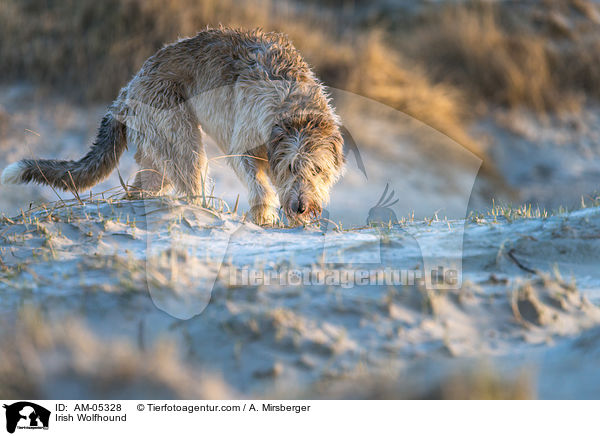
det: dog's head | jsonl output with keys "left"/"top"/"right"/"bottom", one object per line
{"left": 267, "top": 112, "right": 345, "bottom": 223}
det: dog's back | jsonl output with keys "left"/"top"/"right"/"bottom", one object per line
{"left": 0, "top": 28, "right": 314, "bottom": 193}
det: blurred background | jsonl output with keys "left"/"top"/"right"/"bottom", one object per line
{"left": 2, "top": 0, "right": 600, "bottom": 400}
{"left": 0, "top": 0, "right": 599, "bottom": 215}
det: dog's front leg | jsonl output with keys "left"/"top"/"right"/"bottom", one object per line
{"left": 230, "top": 156, "right": 279, "bottom": 225}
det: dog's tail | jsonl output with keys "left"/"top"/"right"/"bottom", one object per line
{"left": 1, "top": 112, "right": 127, "bottom": 192}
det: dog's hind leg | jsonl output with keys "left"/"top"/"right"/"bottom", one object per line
{"left": 163, "top": 127, "right": 208, "bottom": 203}
{"left": 140, "top": 107, "right": 208, "bottom": 202}
{"left": 131, "top": 162, "right": 172, "bottom": 197}
{"left": 167, "top": 113, "right": 207, "bottom": 202}
{"left": 127, "top": 134, "right": 173, "bottom": 197}
{"left": 127, "top": 79, "right": 208, "bottom": 201}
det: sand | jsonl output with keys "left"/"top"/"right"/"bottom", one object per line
{"left": 0, "top": 195, "right": 599, "bottom": 398}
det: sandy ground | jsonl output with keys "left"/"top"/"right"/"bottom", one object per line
{"left": 0, "top": 197, "right": 599, "bottom": 398}
{"left": 1, "top": 84, "right": 600, "bottom": 398}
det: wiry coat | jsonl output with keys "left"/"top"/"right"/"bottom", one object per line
{"left": 1, "top": 28, "right": 345, "bottom": 224}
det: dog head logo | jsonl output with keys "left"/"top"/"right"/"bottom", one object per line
{"left": 367, "top": 183, "right": 399, "bottom": 225}
{"left": 3, "top": 402, "right": 50, "bottom": 434}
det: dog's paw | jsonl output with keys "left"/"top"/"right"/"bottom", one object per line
{"left": 250, "top": 206, "right": 280, "bottom": 226}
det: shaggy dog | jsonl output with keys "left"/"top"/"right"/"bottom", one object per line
{"left": 1, "top": 28, "right": 345, "bottom": 225}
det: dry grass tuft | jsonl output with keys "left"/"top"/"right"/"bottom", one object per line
{"left": 405, "top": 2, "right": 561, "bottom": 112}
{"left": 402, "top": 0, "right": 600, "bottom": 112}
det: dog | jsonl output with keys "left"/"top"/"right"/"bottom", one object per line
{"left": 1, "top": 27, "right": 345, "bottom": 225}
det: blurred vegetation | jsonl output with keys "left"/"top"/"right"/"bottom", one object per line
{"left": 1, "top": 0, "right": 599, "bottom": 157}
{"left": 401, "top": 0, "right": 600, "bottom": 112}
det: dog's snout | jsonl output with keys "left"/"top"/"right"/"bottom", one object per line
{"left": 290, "top": 198, "right": 306, "bottom": 214}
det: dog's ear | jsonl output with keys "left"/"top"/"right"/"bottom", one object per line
{"left": 270, "top": 122, "right": 284, "bottom": 139}
{"left": 267, "top": 122, "right": 284, "bottom": 162}
{"left": 266, "top": 145, "right": 273, "bottom": 162}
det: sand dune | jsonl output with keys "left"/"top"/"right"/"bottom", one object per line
{"left": 1, "top": 196, "right": 599, "bottom": 398}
